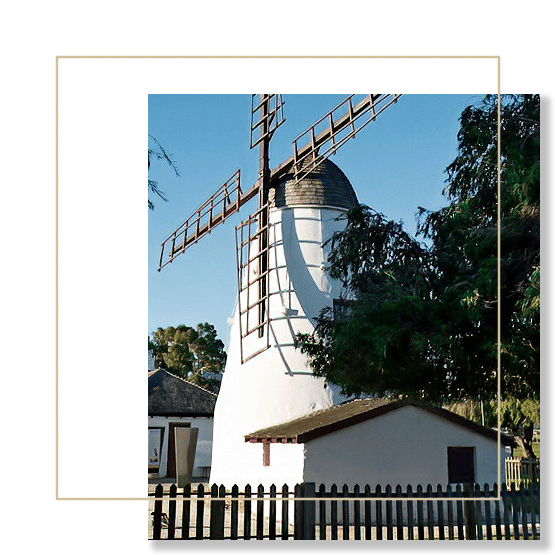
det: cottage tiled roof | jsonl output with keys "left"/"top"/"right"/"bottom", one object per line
{"left": 245, "top": 398, "right": 515, "bottom": 446}
{"left": 269, "top": 158, "right": 359, "bottom": 210}
{"left": 148, "top": 369, "right": 217, "bottom": 417}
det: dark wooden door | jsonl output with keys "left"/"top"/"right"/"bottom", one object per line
{"left": 447, "top": 446, "right": 475, "bottom": 483}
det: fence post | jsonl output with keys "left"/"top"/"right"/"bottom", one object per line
{"left": 463, "top": 482, "right": 477, "bottom": 540}
{"left": 304, "top": 482, "right": 316, "bottom": 540}
{"left": 209, "top": 484, "right": 225, "bottom": 540}
{"left": 294, "top": 483, "right": 302, "bottom": 540}
{"left": 152, "top": 484, "right": 164, "bottom": 540}
{"left": 294, "top": 482, "right": 315, "bottom": 540}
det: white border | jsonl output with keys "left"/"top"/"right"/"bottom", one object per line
{"left": 57, "top": 57, "right": 498, "bottom": 498}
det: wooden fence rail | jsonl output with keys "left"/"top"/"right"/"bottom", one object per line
{"left": 149, "top": 482, "right": 539, "bottom": 540}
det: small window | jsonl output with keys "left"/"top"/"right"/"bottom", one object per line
{"left": 448, "top": 446, "right": 475, "bottom": 483}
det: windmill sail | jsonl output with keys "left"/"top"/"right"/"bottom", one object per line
{"left": 271, "top": 93, "right": 402, "bottom": 184}
{"left": 158, "top": 170, "right": 258, "bottom": 270}
{"left": 235, "top": 204, "right": 271, "bottom": 363}
{"left": 249, "top": 94, "right": 285, "bottom": 149}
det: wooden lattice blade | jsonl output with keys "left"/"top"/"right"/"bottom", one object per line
{"left": 270, "top": 94, "right": 402, "bottom": 183}
{"left": 158, "top": 170, "right": 259, "bottom": 270}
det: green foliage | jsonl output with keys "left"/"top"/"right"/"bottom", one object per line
{"left": 297, "top": 94, "right": 539, "bottom": 406}
{"left": 149, "top": 323, "right": 226, "bottom": 393}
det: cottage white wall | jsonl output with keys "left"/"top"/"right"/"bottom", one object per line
{"left": 303, "top": 406, "right": 506, "bottom": 488}
{"left": 148, "top": 415, "right": 213, "bottom": 478}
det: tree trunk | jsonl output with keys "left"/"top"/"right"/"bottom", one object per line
{"left": 514, "top": 424, "right": 536, "bottom": 459}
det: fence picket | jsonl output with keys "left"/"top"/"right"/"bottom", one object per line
{"left": 330, "top": 484, "right": 338, "bottom": 540}
{"left": 416, "top": 485, "right": 424, "bottom": 540}
{"left": 511, "top": 487, "right": 520, "bottom": 540}
{"left": 257, "top": 484, "right": 265, "bottom": 540}
{"left": 426, "top": 484, "right": 434, "bottom": 540}
{"left": 529, "top": 485, "right": 538, "bottom": 539}
{"left": 209, "top": 484, "right": 225, "bottom": 540}
{"left": 406, "top": 485, "right": 414, "bottom": 540}
{"left": 364, "top": 485, "right": 372, "bottom": 540}
{"left": 501, "top": 483, "right": 511, "bottom": 540}
{"left": 152, "top": 484, "right": 163, "bottom": 540}
{"left": 244, "top": 484, "right": 252, "bottom": 540}
{"left": 455, "top": 484, "right": 464, "bottom": 540}
{"left": 195, "top": 484, "right": 205, "bottom": 540}
{"left": 375, "top": 485, "right": 383, "bottom": 540}
{"left": 281, "top": 484, "right": 289, "bottom": 540}
{"left": 168, "top": 484, "right": 177, "bottom": 539}
{"left": 483, "top": 483, "right": 493, "bottom": 540}
{"left": 269, "top": 484, "right": 277, "bottom": 540}
{"left": 521, "top": 488, "right": 529, "bottom": 540}
{"left": 436, "top": 485, "right": 445, "bottom": 540}
{"left": 446, "top": 485, "right": 454, "bottom": 540}
{"left": 395, "top": 485, "right": 403, "bottom": 540}
{"left": 342, "top": 484, "right": 350, "bottom": 540}
{"left": 385, "top": 485, "right": 393, "bottom": 540}
{"left": 181, "top": 484, "right": 191, "bottom": 540}
{"left": 493, "top": 484, "right": 503, "bottom": 540}
{"left": 353, "top": 485, "right": 361, "bottom": 540}
{"left": 474, "top": 483, "right": 483, "bottom": 540}
{"left": 230, "top": 485, "right": 238, "bottom": 540}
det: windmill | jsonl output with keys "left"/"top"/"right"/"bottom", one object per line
{"left": 157, "top": 94, "right": 402, "bottom": 487}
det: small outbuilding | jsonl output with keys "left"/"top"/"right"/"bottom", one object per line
{"left": 245, "top": 398, "right": 514, "bottom": 488}
{"left": 148, "top": 369, "right": 216, "bottom": 480}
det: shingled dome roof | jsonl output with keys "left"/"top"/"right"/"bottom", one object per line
{"left": 270, "top": 158, "right": 359, "bottom": 210}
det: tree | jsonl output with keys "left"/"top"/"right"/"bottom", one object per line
{"left": 148, "top": 134, "right": 180, "bottom": 210}
{"left": 420, "top": 94, "right": 540, "bottom": 401}
{"left": 499, "top": 397, "right": 540, "bottom": 458}
{"left": 296, "top": 95, "right": 539, "bottom": 452}
{"left": 445, "top": 396, "right": 540, "bottom": 459}
{"left": 149, "top": 323, "right": 227, "bottom": 394}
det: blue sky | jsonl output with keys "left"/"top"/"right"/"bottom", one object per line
{"left": 148, "top": 94, "right": 481, "bottom": 347}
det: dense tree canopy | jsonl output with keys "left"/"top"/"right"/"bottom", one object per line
{"left": 297, "top": 95, "right": 539, "bottom": 418}
{"left": 149, "top": 323, "right": 227, "bottom": 394}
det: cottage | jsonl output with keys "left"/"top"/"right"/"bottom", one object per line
{"left": 148, "top": 369, "right": 216, "bottom": 480}
{"left": 245, "top": 398, "right": 514, "bottom": 488}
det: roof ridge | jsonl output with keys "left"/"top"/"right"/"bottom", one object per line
{"left": 151, "top": 368, "right": 218, "bottom": 397}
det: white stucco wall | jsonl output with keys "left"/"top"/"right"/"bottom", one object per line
{"left": 210, "top": 206, "right": 353, "bottom": 488}
{"left": 148, "top": 415, "right": 213, "bottom": 478}
{"left": 302, "top": 406, "right": 507, "bottom": 488}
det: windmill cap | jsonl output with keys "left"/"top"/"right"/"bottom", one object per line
{"left": 270, "top": 158, "right": 359, "bottom": 210}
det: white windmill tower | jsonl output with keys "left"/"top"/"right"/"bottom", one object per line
{"left": 158, "top": 94, "right": 401, "bottom": 487}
